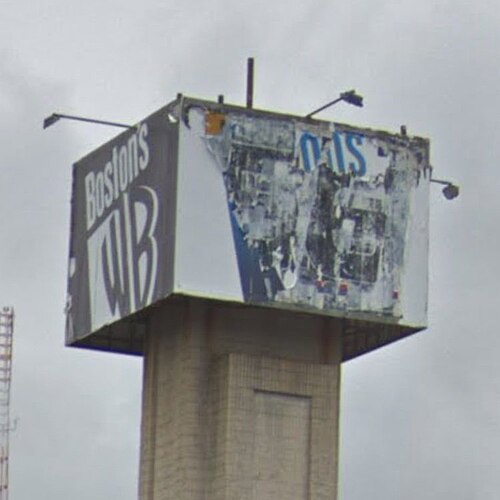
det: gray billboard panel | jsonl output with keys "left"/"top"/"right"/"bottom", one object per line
{"left": 65, "top": 106, "right": 178, "bottom": 348}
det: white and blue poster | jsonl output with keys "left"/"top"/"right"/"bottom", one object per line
{"left": 174, "top": 101, "right": 430, "bottom": 328}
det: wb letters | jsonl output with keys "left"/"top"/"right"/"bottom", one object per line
{"left": 84, "top": 125, "right": 159, "bottom": 330}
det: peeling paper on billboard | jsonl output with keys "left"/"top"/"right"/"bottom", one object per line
{"left": 177, "top": 108, "right": 430, "bottom": 325}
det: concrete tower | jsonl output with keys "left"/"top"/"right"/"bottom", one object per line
{"left": 65, "top": 96, "right": 430, "bottom": 499}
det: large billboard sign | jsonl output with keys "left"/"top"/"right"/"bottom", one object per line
{"left": 66, "top": 97, "right": 430, "bottom": 357}
{"left": 66, "top": 106, "right": 177, "bottom": 347}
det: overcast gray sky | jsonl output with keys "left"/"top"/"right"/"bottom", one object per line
{"left": 0, "top": 0, "right": 499, "bottom": 498}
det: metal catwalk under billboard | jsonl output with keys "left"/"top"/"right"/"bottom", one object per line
{"left": 66, "top": 97, "right": 430, "bottom": 357}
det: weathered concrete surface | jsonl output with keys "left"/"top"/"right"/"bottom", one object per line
{"left": 139, "top": 297, "right": 341, "bottom": 500}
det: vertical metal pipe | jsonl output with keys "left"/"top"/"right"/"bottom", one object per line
{"left": 246, "top": 57, "right": 254, "bottom": 109}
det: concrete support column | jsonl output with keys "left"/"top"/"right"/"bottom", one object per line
{"left": 139, "top": 297, "right": 342, "bottom": 500}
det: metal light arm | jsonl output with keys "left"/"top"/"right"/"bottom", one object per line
{"left": 43, "top": 113, "right": 135, "bottom": 130}
{"left": 306, "top": 90, "right": 363, "bottom": 119}
{"left": 430, "top": 178, "right": 451, "bottom": 186}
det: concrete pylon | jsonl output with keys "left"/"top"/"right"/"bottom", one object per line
{"left": 139, "top": 297, "right": 341, "bottom": 500}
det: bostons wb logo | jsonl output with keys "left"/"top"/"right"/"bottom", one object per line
{"left": 83, "top": 124, "right": 159, "bottom": 330}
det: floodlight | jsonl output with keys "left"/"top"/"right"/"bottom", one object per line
{"left": 430, "top": 177, "right": 460, "bottom": 200}
{"left": 43, "top": 114, "right": 61, "bottom": 129}
{"left": 442, "top": 183, "right": 459, "bottom": 200}
{"left": 340, "top": 90, "right": 363, "bottom": 107}
{"left": 306, "top": 89, "right": 364, "bottom": 119}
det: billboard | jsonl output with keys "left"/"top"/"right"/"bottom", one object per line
{"left": 66, "top": 106, "right": 178, "bottom": 348}
{"left": 66, "top": 97, "right": 430, "bottom": 358}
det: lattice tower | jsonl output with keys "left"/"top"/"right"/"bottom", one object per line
{"left": 0, "top": 308, "right": 13, "bottom": 500}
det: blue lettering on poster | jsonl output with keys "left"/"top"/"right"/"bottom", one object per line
{"left": 299, "top": 132, "right": 321, "bottom": 172}
{"left": 346, "top": 133, "right": 366, "bottom": 176}
{"left": 299, "top": 130, "right": 366, "bottom": 176}
{"left": 332, "top": 132, "right": 346, "bottom": 173}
